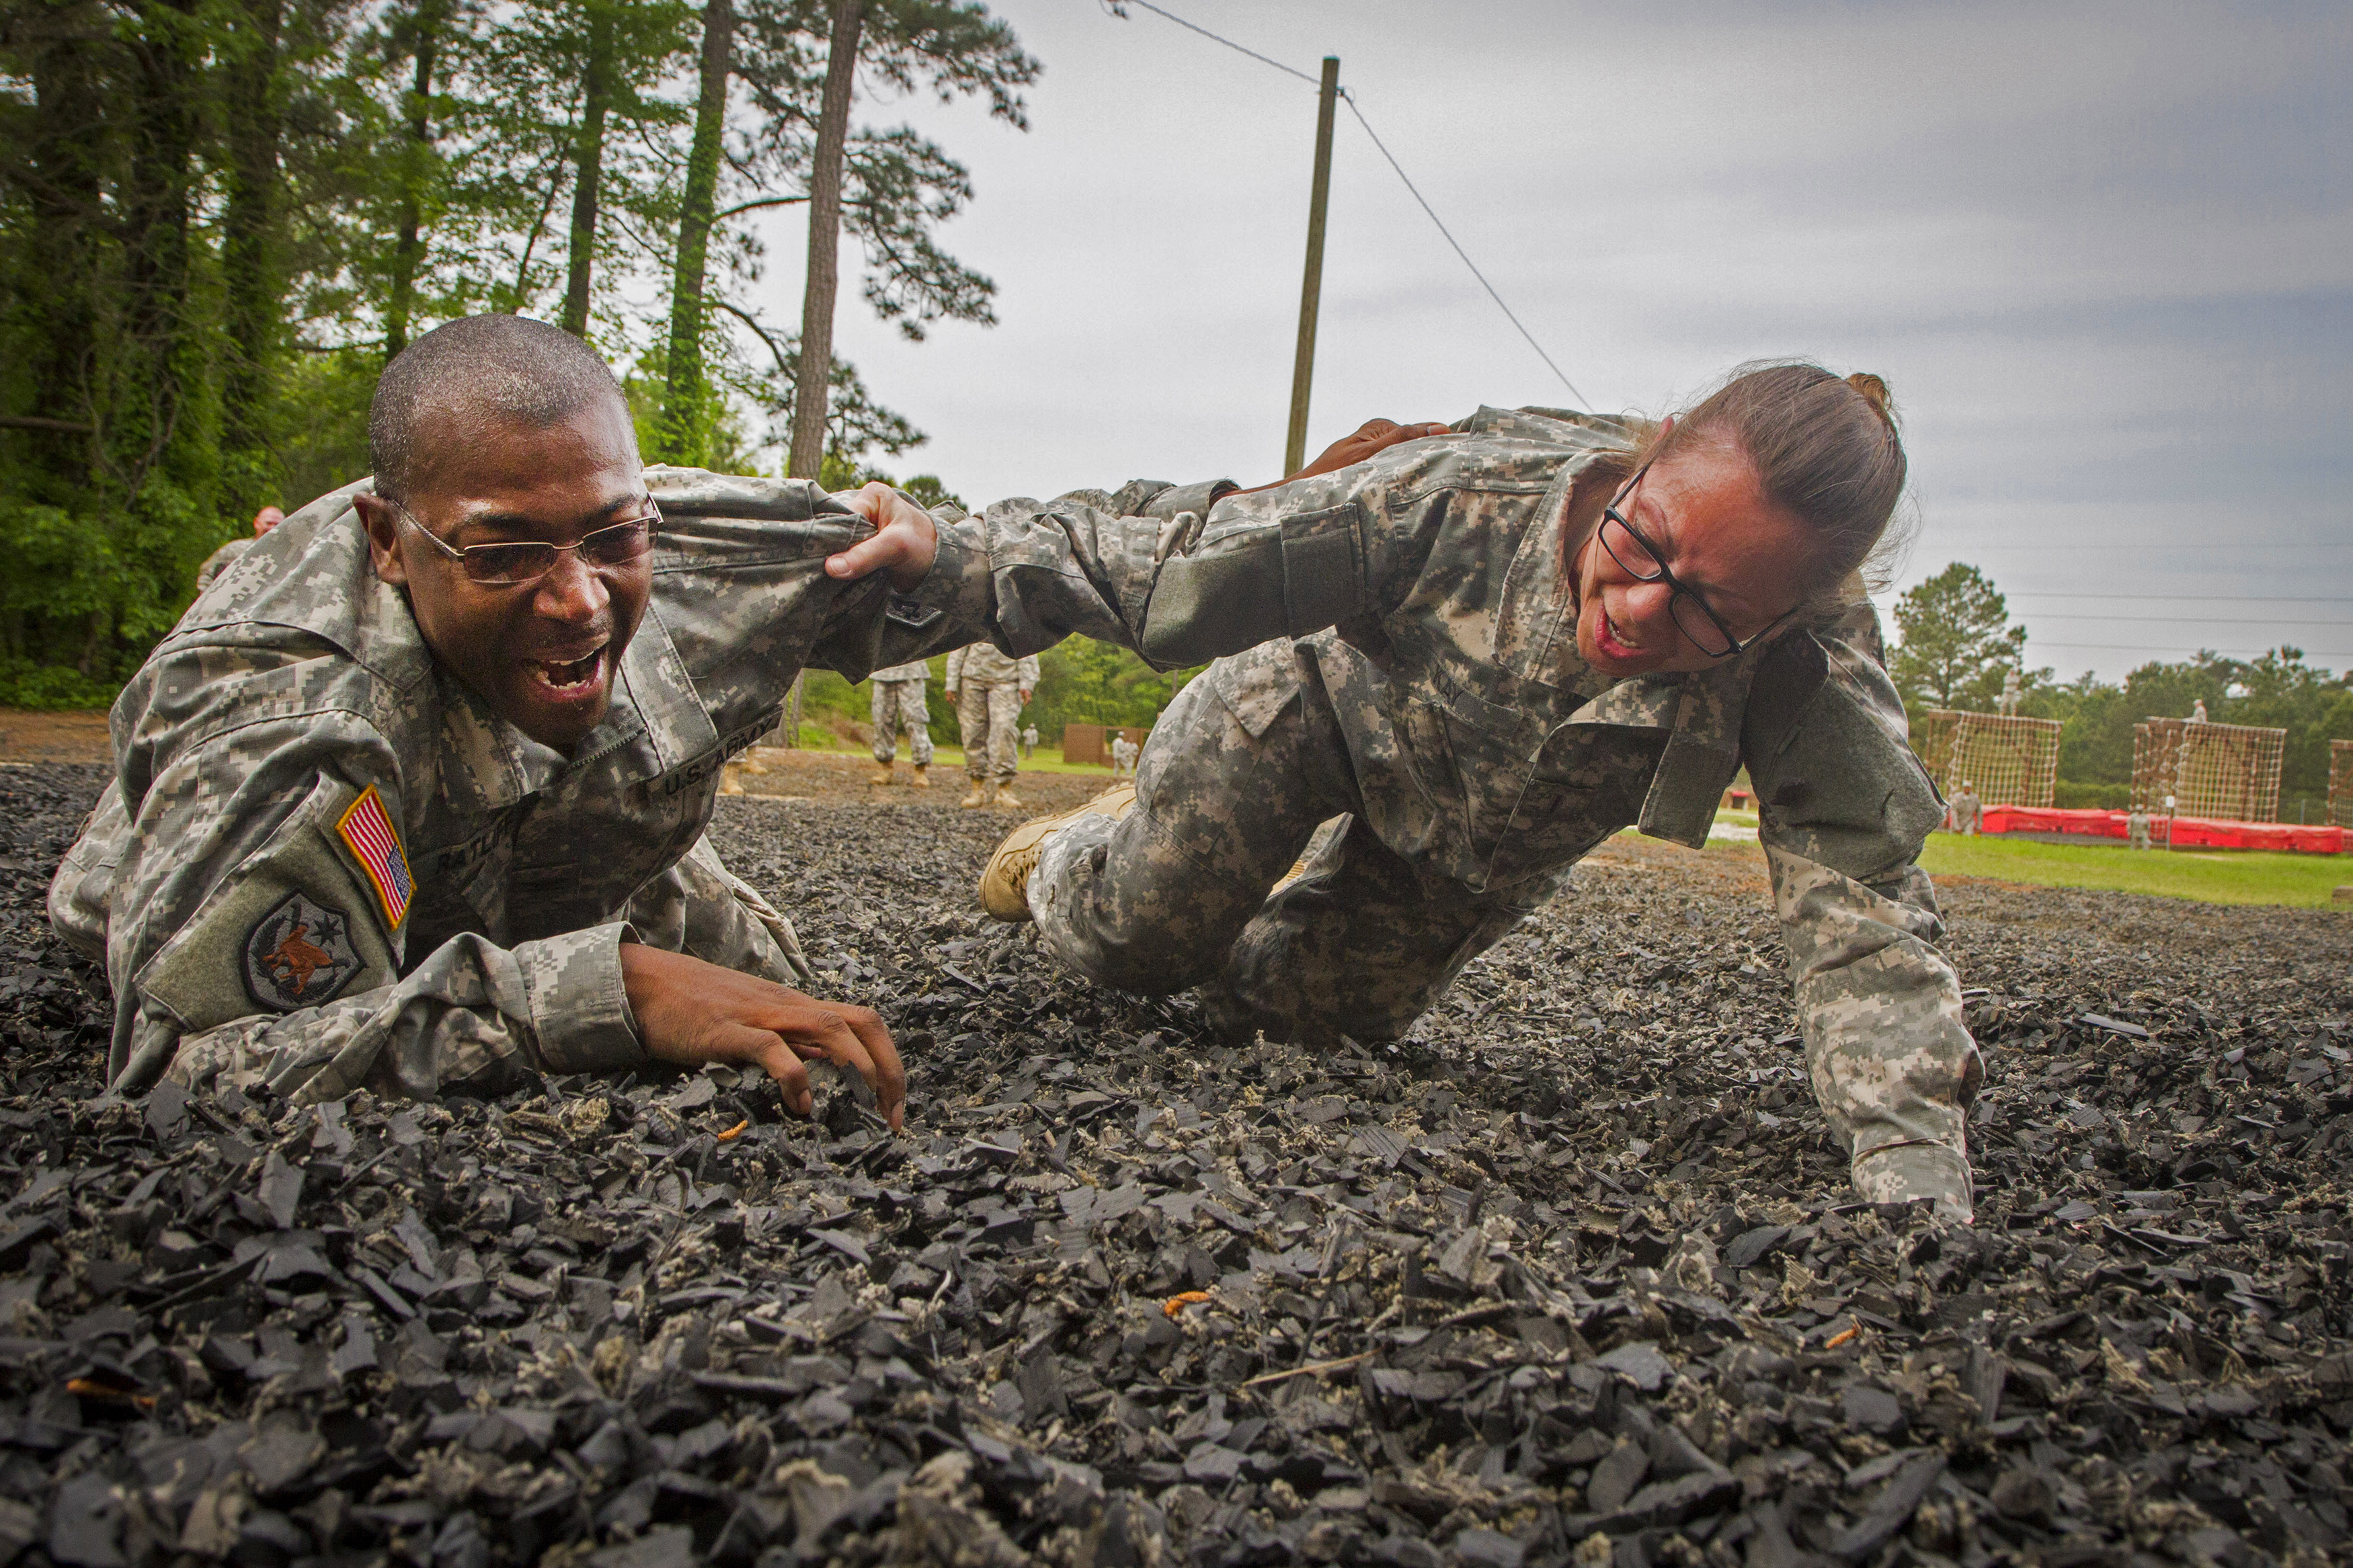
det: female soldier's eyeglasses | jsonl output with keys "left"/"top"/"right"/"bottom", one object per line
{"left": 393, "top": 501, "right": 661, "bottom": 586}
{"left": 1597, "top": 464, "right": 1778, "bottom": 659}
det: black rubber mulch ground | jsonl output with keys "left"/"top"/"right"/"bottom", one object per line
{"left": 1, "top": 760, "right": 2348, "bottom": 1568}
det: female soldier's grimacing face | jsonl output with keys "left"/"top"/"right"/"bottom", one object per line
{"left": 1571, "top": 435, "right": 1814, "bottom": 679}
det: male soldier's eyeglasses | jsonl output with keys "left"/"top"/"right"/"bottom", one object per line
{"left": 393, "top": 501, "right": 661, "bottom": 586}
{"left": 1597, "top": 464, "right": 1780, "bottom": 660}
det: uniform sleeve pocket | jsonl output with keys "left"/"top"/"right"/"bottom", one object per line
{"left": 136, "top": 774, "right": 401, "bottom": 1033}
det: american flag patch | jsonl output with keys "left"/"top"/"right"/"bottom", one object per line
{"left": 336, "top": 785, "right": 413, "bottom": 928}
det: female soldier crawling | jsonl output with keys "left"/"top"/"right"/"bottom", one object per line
{"left": 967, "top": 364, "right": 1981, "bottom": 1221}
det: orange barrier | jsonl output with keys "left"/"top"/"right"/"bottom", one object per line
{"left": 1978, "top": 805, "right": 2344, "bottom": 855}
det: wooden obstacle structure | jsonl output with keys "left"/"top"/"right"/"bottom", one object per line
{"left": 2131, "top": 718, "right": 2285, "bottom": 823}
{"left": 2330, "top": 739, "right": 2353, "bottom": 829}
{"left": 1910, "top": 709, "right": 2063, "bottom": 808}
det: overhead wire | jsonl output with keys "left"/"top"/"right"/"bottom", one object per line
{"left": 2034, "top": 643, "right": 2352, "bottom": 657}
{"left": 2002, "top": 591, "right": 2353, "bottom": 603}
{"left": 1104, "top": 0, "right": 1587, "bottom": 407}
{"left": 1109, "top": 5, "right": 2342, "bottom": 669}
{"left": 2008, "top": 614, "right": 2352, "bottom": 626}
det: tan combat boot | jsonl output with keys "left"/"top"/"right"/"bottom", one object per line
{"left": 979, "top": 783, "right": 1137, "bottom": 922}
{"left": 870, "top": 763, "right": 896, "bottom": 786}
{"left": 960, "top": 780, "right": 994, "bottom": 809}
{"left": 910, "top": 764, "right": 930, "bottom": 788}
{"left": 992, "top": 783, "right": 1023, "bottom": 809}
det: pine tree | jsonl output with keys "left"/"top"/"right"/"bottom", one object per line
{"left": 1890, "top": 563, "right": 2034, "bottom": 723}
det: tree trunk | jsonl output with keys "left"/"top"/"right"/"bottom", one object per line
{"left": 10, "top": 12, "right": 107, "bottom": 510}
{"left": 560, "top": 2, "right": 613, "bottom": 337}
{"left": 787, "top": 0, "right": 866, "bottom": 481}
{"left": 112, "top": 0, "right": 214, "bottom": 630}
{"left": 221, "top": 0, "right": 288, "bottom": 514}
{"left": 655, "top": 0, "right": 733, "bottom": 464}
{"left": 385, "top": 0, "right": 446, "bottom": 360}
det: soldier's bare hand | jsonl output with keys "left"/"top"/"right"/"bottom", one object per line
{"left": 826, "top": 481, "right": 939, "bottom": 591}
{"left": 619, "top": 944, "right": 908, "bottom": 1130}
{"left": 1238, "top": 419, "right": 1451, "bottom": 494}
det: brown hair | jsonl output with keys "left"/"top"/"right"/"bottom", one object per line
{"left": 1579, "top": 361, "right": 1911, "bottom": 617}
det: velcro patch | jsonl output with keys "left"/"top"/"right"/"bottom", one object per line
{"left": 243, "top": 891, "right": 363, "bottom": 1012}
{"left": 336, "top": 784, "right": 413, "bottom": 928}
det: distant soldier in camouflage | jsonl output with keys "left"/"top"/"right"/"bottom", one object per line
{"left": 867, "top": 659, "right": 934, "bottom": 787}
{"left": 1948, "top": 781, "right": 1983, "bottom": 836}
{"left": 1109, "top": 732, "right": 1138, "bottom": 777}
{"left": 945, "top": 642, "right": 1038, "bottom": 809}
{"left": 958, "top": 370, "right": 1985, "bottom": 1221}
{"left": 2127, "top": 804, "right": 2151, "bottom": 850}
{"left": 1021, "top": 723, "right": 1039, "bottom": 759}
{"left": 193, "top": 506, "right": 284, "bottom": 595}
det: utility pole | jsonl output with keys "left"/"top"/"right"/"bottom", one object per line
{"left": 1285, "top": 56, "right": 1340, "bottom": 476}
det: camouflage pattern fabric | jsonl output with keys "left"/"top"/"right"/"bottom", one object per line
{"left": 957, "top": 684, "right": 1023, "bottom": 783}
{"left": 986, "top": 406, "right": 1978, "bottom": 1215}
{"left": 869, "top": 664, "right": 934, "bottom": 767}
{"left": 944, "top": 642, "right": 1039, "bottom": 692}
{"left": 51, "top": 468, "right": 1224, "bottom": 1105}
{"left": 946, "top": 643, "right": 1037, "bottom": 783}
{"left": 193, "top": 537, "right": 255, "bottom": 596}
{"left": 1948, "top": 788, "right": 1983, "bottom": 836}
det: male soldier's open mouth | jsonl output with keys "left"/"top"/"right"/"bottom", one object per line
{"left": 528, "top": 645, "right": 606, "bottom": 697}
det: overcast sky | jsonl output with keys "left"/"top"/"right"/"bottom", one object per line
{"left": 741, "top": 0, "right": 2352, "bottom": 684}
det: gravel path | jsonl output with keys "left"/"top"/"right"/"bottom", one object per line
{"left": 2, "top": 761, "right": 2348, "bottom": 1568}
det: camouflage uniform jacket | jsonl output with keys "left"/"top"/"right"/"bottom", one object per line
{"left": 50, "top": 469, "right": 1218, "bottom": 1102}
{"left": 936, "top": 407, "right": 1979, "bottom": 1181}
{"left": 194, "top": 537, "right": 255, "bottom": 595}
{"left": 869, "top": 659, "right": 932, "bottom": 684}
{"left": 945, "top": 643, "right": 1038, "bottom": 691}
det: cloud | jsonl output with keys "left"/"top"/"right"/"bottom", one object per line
{"left": 734, "top": 0, "right": 2350, "bottom": 681}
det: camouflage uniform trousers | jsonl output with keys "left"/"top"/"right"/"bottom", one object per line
{"left": 957, "top": 684, "right": 1024, "bottom": 784}
{"left": 870, "top": 680, "right": 934, "bottom": 767}
{"left": 1030, "top": 644, "right": 1547, "bottom": 1046}
{"left": 1029, "top": 642, "right": 1981, "bottom": 1214}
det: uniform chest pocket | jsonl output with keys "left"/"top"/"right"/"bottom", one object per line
{"left": 1487, "top": 727, "right": 1669, "bottom": 890}
{"left": 1394, "top": 674, "right": 1550, "bottom": 884}
{"left": 504, "top": 775, "right": 711, "bottom": 940}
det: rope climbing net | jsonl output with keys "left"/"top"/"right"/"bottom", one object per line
{"left": 2131, "top": 718, "right": 2286, "bottom": 822}
{"left": 1910, "top": 710, "right": 2063, "bottom": 809}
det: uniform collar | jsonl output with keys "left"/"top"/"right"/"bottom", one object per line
{"left": 1487, "top": 415, "right": 1634, "bottom": 694}
{"left": 427, "top": 600, "right": 715, "bottom": 815}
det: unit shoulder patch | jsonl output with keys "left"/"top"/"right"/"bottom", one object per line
{"left": 243, "top": 891, "right": 362, "bottom": 1012}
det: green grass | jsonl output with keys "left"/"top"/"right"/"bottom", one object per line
{"left": 1917, "top": 832, "right": 2349, "bottom": 909}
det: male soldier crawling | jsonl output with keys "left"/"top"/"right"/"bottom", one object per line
{"left": 50, "top": 317, "right": 944, "bottom": 1120}
{"left": 51, "top": 314, "right": 1414, "bottom": 1120}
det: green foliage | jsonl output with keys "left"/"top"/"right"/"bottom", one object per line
{"left": 0, "top": 0, "right": 1029, "bottom": 697}
{"left": 2021, "top": 647, "right": 2353, "bottom": 806}
{"left": 1889, "top": 563, "right": 2037, "bottom": 721}
{"left": 1029, "top": 637, "right": 1200, "bottom": 740}
{"left": 0, "top": 657, "right": 124, "bottom": 712}
{"left": 1892, "top": 565, "right": 2353, "bottom": 811}
{"left": 789, "top": 636, "right": 1195, "bottom": 754}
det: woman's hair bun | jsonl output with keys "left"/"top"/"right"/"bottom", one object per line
{"left": 1845, "top": 371, "right": 1895, "bottom": 423}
